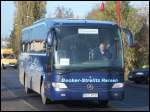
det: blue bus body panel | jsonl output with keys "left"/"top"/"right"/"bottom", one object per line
{"left": 24, "top": 54, "right": 48, "bottom": 93}
{"left": 44, "top": 71, "right": 124, "bottom": 101}
{"left": 23, "top": 52, "right": 124, "bottom": 101}
{"left": 29, "top": 54, "right": 48, "bottom": 72}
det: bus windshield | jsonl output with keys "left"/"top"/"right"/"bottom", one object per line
{"left": 54, "top": 27, "right": 123, "bottom": 70}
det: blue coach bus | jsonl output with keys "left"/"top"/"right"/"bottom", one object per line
{"left": 19, "top": 18, "right": 134, "bottom": 105}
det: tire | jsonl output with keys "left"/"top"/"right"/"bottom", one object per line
{"left": 25, "top": 75, "right": 32, "bottom": 94}
{"left": 98, "top": 100, "right": 109, "bottom": 106}
{"left": 41, "top": 82, "right": 50, "bottom": 104}
{"left": 143, "top": 77, "right": 149, "bottom": 84}
{"left": 14, "top": 65, "right": 17, "bottom": 69}
{"left": 2, "top": 64, "right": 6, "bottom": 69}
{"left": 1, "top": 65, "right": 3, "bottom": 70}
{"left": 135, "top": 80, "right": 141, "bottom": 84}
{"left": 147, "top": 77, "right": 149, "bottom": 84}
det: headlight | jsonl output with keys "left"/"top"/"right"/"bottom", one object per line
{"left": 136, "top": 72, "right": 144, "bottom": 75}
{"left": 112, "top": 83, "right": 124, "bottom": 88}
{"left": 3, "top": 61, "right": 8, "bottom": 64}
{"left": 52, "top": 82, "right": 67, "bottom": 89}
{"left": 4, "top": 63, "right": 9, "bottom": 65}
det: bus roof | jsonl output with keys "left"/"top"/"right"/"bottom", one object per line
{"left": 21, "top": 18, "right": 118, "bottom": 43}
{"left": 33, "top": 18, "right": 116, "bottom": 25}
{"left": 22, "top": 18, "right": 117, "bottom": 32}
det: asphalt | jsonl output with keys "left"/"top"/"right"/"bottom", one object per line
{"left": 1, "top": 68, "right": 149, "bottom": 111}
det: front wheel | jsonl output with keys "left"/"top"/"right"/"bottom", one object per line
{"left": 147, "top": 77, "right": 149, "bottom": 84}
{"left": 14, "top": 65, "right": 18, "bottom": 69}
{"left": 41, "top": 82, "right": 50, "bottom": 104}
{"left": 135, "top": 80, "right": 141, "bottom": 84}
{"left": 98, "top": 100, "right": 109, "bottom": 106}
{"left": 2, "top": 64, "right": 6, "bottom": 69}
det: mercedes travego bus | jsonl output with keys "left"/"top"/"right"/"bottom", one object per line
{"left": 19, "top": 18, "right": 134, "bottom": 105}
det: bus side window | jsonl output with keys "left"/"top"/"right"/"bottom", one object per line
{"left": 30, "top": 40, "right": 46, "bottom": 53}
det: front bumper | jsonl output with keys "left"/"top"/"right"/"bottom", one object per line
{"left": 128, "top": 75, "right": 147, "bottom": 81}
{"left": 3, "top": 63, "right": 17, "bottom": 67}
{"left": 45, "top": 88, "right": 124, "bottom": 101}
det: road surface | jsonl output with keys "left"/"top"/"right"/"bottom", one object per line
{"left": 1, "top": 68, "right": 149, "bottom": 111}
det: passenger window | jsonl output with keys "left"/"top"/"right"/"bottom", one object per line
{"left": 30, "top": 40, "right": 46, "bottom": 53}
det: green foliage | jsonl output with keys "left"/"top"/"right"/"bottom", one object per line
{"left": 51, "top": 6, "right": 74, "bottom": 18}
{"left": 33, "top": 1, "right": 46, "bottom": 20}
{"left": 86, "top": 1, "right": 117, "bottom": 22}
{"left": 10, "top": 1, "right": 46, "bottom": 57}
{"left": 86, "top": 1, "right": 149, "bottom": 78}
{"left": 9, "top": 28, "right": 16, "bottom": 50}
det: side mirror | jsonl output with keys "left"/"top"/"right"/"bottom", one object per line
{"left": 47, "top": 33, "right": 53, "bottom": 48}
{"left": 122, "top": 28, "right": 135, "bottom": 47}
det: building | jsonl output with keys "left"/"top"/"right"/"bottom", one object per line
{"left": 1, "top": 38, "right": 10, "bottom": 48}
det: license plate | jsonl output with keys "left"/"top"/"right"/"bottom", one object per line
{"left": 83, "top": 93, "right": 98, "bottom": 98}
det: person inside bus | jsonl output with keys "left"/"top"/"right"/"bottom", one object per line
{"left": 94, "top": 43, "right": 112, "bottom": 59}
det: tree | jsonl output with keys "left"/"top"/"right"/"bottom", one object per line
{"left": 12, "top": 1, "right": 46, "bottom": 56}
{"left": 9, "top": 27, "right": 16, "bottom": 49}
{"left": 33, "top": 1, "right": 46, "bottom": 20}
{"left": 54, "top": 6, "right": 65, "bottom": 18}
{"left": 52, "top": 6, "right": 74, "bottom": 18}
{"left": 86, "top": 1, "right": 148, "bottom": 80}
{"left": 65, "top": 8, "right": 74, "bottom": 18}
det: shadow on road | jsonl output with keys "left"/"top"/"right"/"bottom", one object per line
{"left": 56, "top": 100, "right": 109, "bottom": 108}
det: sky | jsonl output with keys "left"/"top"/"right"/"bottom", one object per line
{"left": 1, "top": 1, "right": 149, "bottom": 38}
